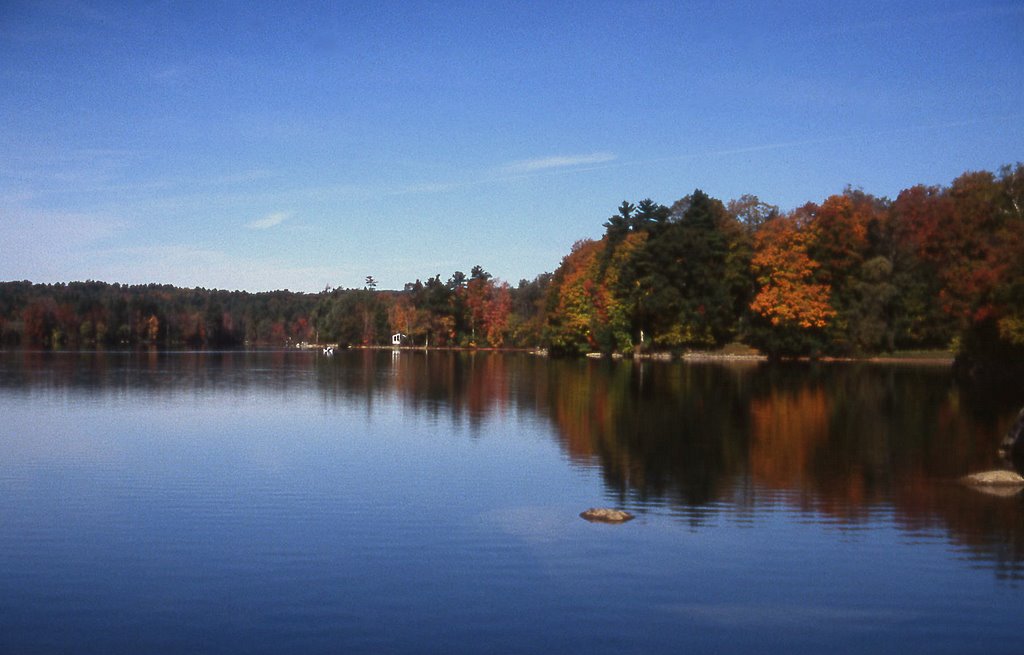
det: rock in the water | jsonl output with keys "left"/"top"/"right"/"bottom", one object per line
{"left": 960, "top": 470, "right": 1024, "bottom": 486}
{"left": 579, "top": 508, "right": 634, "bottom": 523}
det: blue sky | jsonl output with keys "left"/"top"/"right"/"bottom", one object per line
{"left": 2, "top": 1, "right": 1022, "bottom": 292}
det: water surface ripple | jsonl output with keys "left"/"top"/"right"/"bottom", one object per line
{"left": 0, "top": 350, "right": 1021, "bottom": 654}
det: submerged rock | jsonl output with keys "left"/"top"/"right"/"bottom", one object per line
{"left": 579, "top": 508, "right": 634, "bottom": 523}
{"left": 960, "top": 470, "right": 1024, "bottom": 487}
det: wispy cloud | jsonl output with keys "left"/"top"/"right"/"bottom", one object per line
{"left": 246, "top": 211, "right": 291, "bottom": 230}
{"left": 82, "top": 244, "right": 362, "bottom": 293}
{"left": 501, "top": 152, "right": 616, "bottom": 174}
{"left": 387, "top": 181, "right": 462, "bottom": 195}
{"left": 616, "top": 112, "right": 1024, "bottom": 170}
{"left": 3, "top": 207, "right": 124, "bottom": 244}
{"left": 0, "top": 208, "right": 126, "bottom": 282}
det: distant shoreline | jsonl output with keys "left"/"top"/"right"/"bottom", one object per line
{"left": 2, "top": 344, "right": 956, "bottom": 365}
{"left": 333, "top": 344, "right": 956, "bottom": 365}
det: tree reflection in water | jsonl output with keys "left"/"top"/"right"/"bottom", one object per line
{"left": 317, "top": 351, "right": 1024, "bottom": 575}
{"left": 2, "top": 349, "right": 1021, "bottom": 576}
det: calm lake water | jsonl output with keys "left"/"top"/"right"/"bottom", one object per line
{"left": 1, "top": 349, "right": 1022, "bottom": 654}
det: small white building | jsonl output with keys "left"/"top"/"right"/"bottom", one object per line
{"left": 391, "top": 333, "right": 406, "bottom": 346}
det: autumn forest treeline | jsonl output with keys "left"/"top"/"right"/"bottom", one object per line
{"left": 547, "top": 164, "right": 1023, "bottom": 365}
{"left": 2, "top": 164, "right": 1022, "bottom": 371}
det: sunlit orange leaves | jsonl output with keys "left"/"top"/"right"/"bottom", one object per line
{"left": 483, "top": 282, "right": 512, "bottom": 347}
{"left": 749, "top": 216, "right": 835, "bottom": 329}
{"left": 807, "top": 194, "right": 873, "bottom": 280}
{"left": 546, "top": 239, "right": 606, "bottom": 352}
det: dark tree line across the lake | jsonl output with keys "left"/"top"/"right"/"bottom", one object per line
{"left": 1, "top": 164, "right": 1022, "bottom": 373}
{"left": 0, "top": 270, "right": 550, "bottom": 351}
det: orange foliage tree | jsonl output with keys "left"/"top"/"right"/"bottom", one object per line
{"left": 748, "top": 215, "right": 835, "bottom": 356}
{"left": 482, "top": 282, "right": 512, "bottom": 347}
{"left": 544, "top": 239, "right": 608, "bottom": 355}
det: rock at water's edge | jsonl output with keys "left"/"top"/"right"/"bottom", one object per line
{"left": 579, "top": 508, "right": 634, "bottom": 523}
{"left": 960, "top": 470, "right": 1024, "bottom": 486}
